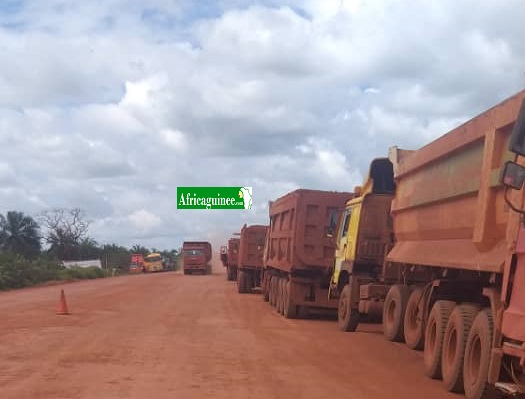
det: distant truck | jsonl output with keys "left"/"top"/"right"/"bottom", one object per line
{"left": 129, "top": 253, "right": 145, "bottom": 273}
{"left": 262, "top": 189, "right": 354, "bottom": 318}
{"left": 328, "top": 90, "right": 525, "bottom": 399}
{"left": 221, "top": 238, "right": 240, "bottom": 281}
{"left": 237, "top": 225, "right": 268, "bottom": 293}
{"left": 182, "top": 241, "right": 212, "bottom": 275}
{"left": 143, "top": 252, "right": 163, "bottom": 272}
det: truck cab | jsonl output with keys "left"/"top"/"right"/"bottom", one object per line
{"left": 330, "top": 157, "right": 397, "bottom": 294}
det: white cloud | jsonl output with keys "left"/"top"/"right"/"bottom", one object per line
{"left": 128, "top": 209, "right": 162, "bottom": 230}
{"left": 0, "top": 0, "right": 524, "bottom": 250}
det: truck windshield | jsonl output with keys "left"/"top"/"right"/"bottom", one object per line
{"left": 145, "top": 256, "right": 162, "bottom": 262}
{"left": 185, "top": 250, "right": 204, "bottom": 256}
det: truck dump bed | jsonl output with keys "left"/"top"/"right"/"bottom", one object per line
{"left": 387, "top": 90, "right": 525, "bottom": 273}
{"left": 238, "top": 225, "right": 267, "bottom": 269}
{"left": 182, "top": 241, "right": 212, "bottom": 263}
{"left": 265, "top": 189, "right": 354, "bottom": 273}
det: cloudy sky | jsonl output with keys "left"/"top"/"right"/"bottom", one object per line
{"left": 0, "top": 0, "right": 524, "bottom": 252}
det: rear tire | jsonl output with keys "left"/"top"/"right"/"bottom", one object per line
{"left": 275, "top": 278, "right": 282, "bottom": 312}
{"left": 238, "top": 271, "right": 248, "bottom": 294}
{"left": 383, "top": 284, "right": 410, "bottom": 342}
{"left": 278, "top": 279, "right": 286, "bottom": 315}
{"left": 283, "top": 280, "right": 297, "bottom": 319}
{"left": 404, "top": 286, "right": 426, "bottom": 350}
{"left": 338, "top": 284, "right": 359, "bottom": 332}
{"left": 270, "top": 277, "right": 277, "bottom": 307}
{"left": 424, "top": 300, "right": 456, "bottom": 379}
{"left": 463, "top": 308, "right": 497, "bottom": 399}
{"left": 441, "top": 304, "right": 480, "bottom": 393}
{"left": 262, "top": 274, "right": 270, "bottom": 302}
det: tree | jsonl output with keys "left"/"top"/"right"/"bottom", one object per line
{"left": 38, "top": 208, "right": 91, "bottom": 260}
{"left": 77, "top": 237, "right": 102, "bottom": 260}
{"left": 101, "top": 244, "right": 131, "bottom": 271}
{"left": 131, "top": 244, "right": 150, "bottom": 256}
{"left": 0, "top": 211, "right": 41, "bottom": 259}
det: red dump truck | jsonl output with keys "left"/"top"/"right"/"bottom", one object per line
{"left": 329, "top": 89, "right": 525, "bottom": 399}
{"left": 182, "top": 241, "right": 212, "bottom": 275}
{"left": 222, "top": 237, "right": 240, "bottom": 281}
{"left": 262, "top": 189, "right": 354, "bottom": 318}
{"left": 129, "top": 253, "right": 145, "bottom": 273}
{"left": 236, "top": 224, "right": 268, "bottom": 293}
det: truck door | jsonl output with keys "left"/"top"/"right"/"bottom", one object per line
{"left": 331, "top": 208, "right": 352, "bottom": 287}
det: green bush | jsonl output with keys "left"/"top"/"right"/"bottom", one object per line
{"left": 0, "top": 253, "right": 108, "bottom": 290}
{"left": 0, "top": 253, "right": 63, "bottom": 290}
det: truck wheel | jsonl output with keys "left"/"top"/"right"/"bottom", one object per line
{"left": 238, "top": 271, "right": 247, "bottom": 294}
{"left": 463, "top": 308, "right": 496, "bottom": 399}
{"left": 338, "top": 284, "right": 359, "bottom": 332}
{"left": 269, "top": 277, "right": 275, "bottom": 306}
{"left": 424, "top": 300, "right": 456, "bottom": 379}
{"left": 262, "top": 275, "right": 270, "bottom": 302}
{"left": 404, "top": 286, "right": 426, "bottom": 350}
{"left": 274, "top": 278, "right": 281, "bottom": 310}
{"left": 276, "top": 278, "right": 283, "bottom": 314}
{"left": 283, "top": 280, "right": 297, "bottom": 319}
{"left": 441, "top": 304, "right": 480, "bottom": 393}
{"left": 383, "top": 284, "right": 410, "bottom": 342}
{"left": 279, "top": 279, "right": 286, "bottom": 315}
{"left": 272, "top": 277, "right": 278, "bottom": 307}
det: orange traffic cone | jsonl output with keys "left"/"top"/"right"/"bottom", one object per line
{"left": 56, "top": 289, "right": 70, "bottom": 315}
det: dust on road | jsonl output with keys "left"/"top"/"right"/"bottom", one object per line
{"left": 1, "top": 270, "right": 456, "bottom": 399}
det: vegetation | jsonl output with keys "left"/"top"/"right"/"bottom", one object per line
{"left": 0, "top": 208, "right": 181, "bottom": 290}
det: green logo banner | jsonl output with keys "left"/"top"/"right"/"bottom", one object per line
{"left": 177, "top": 187, "right": 252, "bottom": 209}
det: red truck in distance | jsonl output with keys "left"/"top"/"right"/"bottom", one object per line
{"left": 182, "top": 241, "right": 212, "bottom": 275}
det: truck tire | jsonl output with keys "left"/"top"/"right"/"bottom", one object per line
{"left": 279, "top": 279, "right": 286, "bottom": 315}
{"left": 424, "top": 300, "right": 456, "bottom": 379}
{"left": 283, "top": 280, "right": 297, "bottom": 319}
{"left": 441, "top": 304, "right": 480, "bottom": 393}
{"left": 463, "top": 308, "right": 497, "bottom": 399}
{"left": 262, "top": 274, "right": 270, "bottom": 302}
{"left": 383, "top": 284, "right": 410, "bottom": 342}
{"left": 404, "top": 286, "right": 426, "bottom": 350}
{"left": 238, "top": 271, "right": 248, "bottom": 294}
{"left": 271, "top": 277, "right": 278, "bottom": 307}
{"left": 278, "top": 279, "right": 285, "bottom": 314}
{"left": 269, "top": 277, "right": 275, "bottom": 306}
{"left": 338, "top": 284, "right": 359, "bottom": 332}
{"left": 276, "top": 278, "right": 283, "bottom": 314}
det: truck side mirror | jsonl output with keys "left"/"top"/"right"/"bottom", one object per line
{"left": 509, "top": 99, "right": 525, "bottom": 156}
{"left": 501, "top": 161, "right": 525, "bottom": 190}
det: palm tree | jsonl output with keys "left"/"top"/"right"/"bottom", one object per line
{"left": 0, "top": 211, "right": 41, "bottom": 259}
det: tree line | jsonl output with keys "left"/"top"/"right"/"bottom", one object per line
{"left": 0, "top": 208, "right": 180, "bottom": 290}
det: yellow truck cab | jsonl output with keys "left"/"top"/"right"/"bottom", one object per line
{"left": 144, "top": 253, "right": 164, "bottom": 272}
{"left": 328, "top": 156, "right": 399, "bottom": 330}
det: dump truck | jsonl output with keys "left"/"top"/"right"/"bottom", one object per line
{"left": 236, "top": 224, "right": 268, "bottom": 293}
{"left": 129, "top": 253, "right": 145, "bottom": 273}
{"left": 182, "top": 241, "right": 212, "bottom": 275}
{"left": 222, "top": 237, "right": 240, "bottom": 281}
{"left": 262, "top": 189, "right": 354, "bottom": 318}
{"left": 329, "top": 89, "right": 525, "bottom": 399}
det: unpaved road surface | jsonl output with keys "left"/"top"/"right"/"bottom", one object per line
{"left": 1, "top": 269, "right": 457, "bottom": 399}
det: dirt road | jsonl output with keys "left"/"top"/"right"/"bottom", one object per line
{"left": 1, "top": 269, "right": 458, "bottom": 399}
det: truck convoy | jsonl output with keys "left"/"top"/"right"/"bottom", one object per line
{"left": 261, "top": 189, "right": 354, "bottom": 318}
{"left": 222, "top": 237, "right": 240, "bottom": 281}
{"left": 328, "top": 90, "right": 525, "bottom": 399}
{"left": 236, "top": 224, "right": 268, "bottom": 293}
{"left": 182, "top": 241, "right": 212, "bottom": 275}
